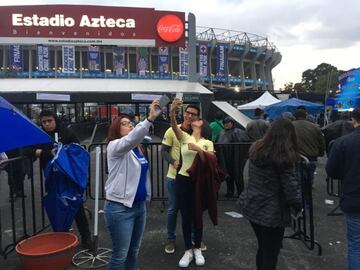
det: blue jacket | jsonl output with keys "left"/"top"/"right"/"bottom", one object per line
{"left": 326, "top": 126, "right": 360, "bottom": 214}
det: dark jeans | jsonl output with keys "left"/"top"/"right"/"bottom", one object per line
{"left": 250, "top": 221, "right": 285, "bottom": 270}
{"left": 175, "top": 174, "right": 202, "bottom": 250}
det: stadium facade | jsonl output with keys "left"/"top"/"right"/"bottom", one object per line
{"left": 0, "top": 5, "right": 281, "bottom": 122}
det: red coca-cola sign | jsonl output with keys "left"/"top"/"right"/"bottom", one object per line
{"left": 156, "top": 15, "right": 184, "bottom": 43}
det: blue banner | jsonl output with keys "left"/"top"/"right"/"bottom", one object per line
{"left": 87, "top": 46, "right": 100, "bottom": 73}
{"left": 37, "top": 45, "right": 49, "bottom": 72}
{"left": 179, "top": 41, "right": 188, "bottom": 77}
{"left": 137, "top": 48, "right": 148, "bottom": 77}
{"left": 199, "top": 44, "right": 208, "bottom": 78}
{"left": 9, "top": 45, "right": 23, "bottom": 72}
{"left": 334, "top": 67, "right": 360, "bottom": 110}
{"left": 158, "top": 47, "right": 169, "bottom": 78}
{"left": 216, "top": 44, "right": 227, "bottom": 79}
{"left": 62, "top": 46, "right": 75, "bottom": 73}
{"left": 113, "top": 47, "right": 125, "bottom": 75}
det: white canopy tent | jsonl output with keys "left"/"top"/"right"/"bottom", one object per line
{"left": 237, "top": 91, "right": 280, "bottom": 110}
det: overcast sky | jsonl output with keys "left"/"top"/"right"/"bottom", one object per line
{"left": 1, "top": 0, "right": 359, "bottom": 89}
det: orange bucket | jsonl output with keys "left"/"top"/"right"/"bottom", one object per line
{"left": 16, "top": 232, "right": 78, "bottom": 270}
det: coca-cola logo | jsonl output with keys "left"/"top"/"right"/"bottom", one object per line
{"left": 157, "top": 15, "right": 184, "bottom": 43}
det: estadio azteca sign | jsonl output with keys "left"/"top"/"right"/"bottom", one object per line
{"left": 0, "top": 5, "right": 185, "bottom": 46}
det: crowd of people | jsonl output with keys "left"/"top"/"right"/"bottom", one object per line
{"left": 1, "top": 98, "right": 360, "bottom": 270}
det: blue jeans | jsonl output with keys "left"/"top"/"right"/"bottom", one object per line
{"left": 104, "top": 200, "right": 146, "bottom": 270}
{"left": 167, "top": 177, "right": 178, "bottom": 241}
{"left": 346, "top": 214, "right": 360, "bottom": 270}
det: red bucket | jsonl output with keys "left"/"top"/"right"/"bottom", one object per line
{"left": 16, "top": 232, "right": 78, "bottom": 270}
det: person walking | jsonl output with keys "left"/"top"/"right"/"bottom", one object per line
{"left": 326, "top": 106, "right": 360, "bottom": 270}
{"left": 237, "top": 118, "right": 302, "bottom": 270}
{"left": 161, "top": 103, "right": 201, "bottom": 254}
{"left": 104, "top": 100, "right": 161, "bottom": 270}
{"left": 34, "top": 110, "right": 92, "bottom": 248}
{"left": 170, "top": 98, "right": 214, "bottom": 268}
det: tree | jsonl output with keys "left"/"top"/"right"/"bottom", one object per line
{"left": 284, "top": 82, "right": 294, "bottom": 92}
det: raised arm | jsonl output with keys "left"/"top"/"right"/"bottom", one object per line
{"left": 169, "top": 98, "right": 183, "bottom": 141}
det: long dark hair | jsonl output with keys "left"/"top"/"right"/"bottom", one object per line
{"left": 107, "top": 114, "right": 131, "bottom": 142}
{"left": 200, "top": 119, "right": 212, "bottom": 140}
{"left": 249, "top": 118, "right": 298, "bottom": 170}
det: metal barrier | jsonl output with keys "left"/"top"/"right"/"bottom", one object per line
{"left": 284, "top": 156, "right": 322, "bottom": 256}
{"left": 0, "top": 156, "right": 50, "bottom": 259}
{"left": 326, "top": 177, "right": 343, "bottom": 216}
{"left": 86, "top": 142, "right": 252, "bottom": 202}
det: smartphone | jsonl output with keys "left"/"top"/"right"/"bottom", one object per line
{"left": 175, "top": 92, "right": 183, "bottom": 101}
{"left": 156, "top": 95, "right": 170, "bottom": 110}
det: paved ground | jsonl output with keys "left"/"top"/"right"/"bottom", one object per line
{"left": 0, "top": 156, "right": 347, "bottom": 269}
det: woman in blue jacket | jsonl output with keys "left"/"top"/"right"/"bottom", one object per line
{"left": 104, "top": 99, "right": 161, "bottom": 270}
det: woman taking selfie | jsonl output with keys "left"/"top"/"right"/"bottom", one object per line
{"left": 104, "top": 99, "right": 161, "bottom": 270}
{"left": 169, "top": 98, "right": 214, "bottom": 268}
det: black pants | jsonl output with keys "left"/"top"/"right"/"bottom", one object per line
{"left": 75, "top": 204, "right": 91, "bottom": 241}
{"left": 250, "top": 222, "right": 285, "bottom": 270}
{"left": 175, "top": 174, "right": 202, "bottom": 250}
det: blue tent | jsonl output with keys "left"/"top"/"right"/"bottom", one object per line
{"left": 264, "top": 98, "right": 324, "bottom": 121}
{"left": 0, "top": 96, "right": 53, "bottom": 152}
{"left": 43, "top": 143, "right": 89, "bottom": 232}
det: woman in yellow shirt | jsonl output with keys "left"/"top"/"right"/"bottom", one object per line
{"left": 169, "top": 98, "right": 213, "bottom": 268}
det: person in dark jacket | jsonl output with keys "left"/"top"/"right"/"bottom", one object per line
{"left": 326, "top": 106, "right": 360, "bottom": 270}
{"left": 293, "top": 109, "right": 325, "bottom": 187}
{"left": 245, "top": 108, "right": 269, "bottom": 141}
{"left": 238, "top": 118, "right": 302, "bottom": 270}
{"left": 217, "top": 117, "right": 250, "bottom": 197}
{"left": 34, "top": 110, "right": 92, "bottom": 249}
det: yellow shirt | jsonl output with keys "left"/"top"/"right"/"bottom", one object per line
{"left": 162, "top": 127, "right": 181, "bottom": 179}
{"left": 178, "top": 132, "right": 214, "bottom": 177}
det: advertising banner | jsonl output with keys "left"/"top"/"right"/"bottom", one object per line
{"left": 335, "top": 67, "right": 360, "bottom": 110}
{"left": 37, "top": 45, "right": 49, "bottom": 72}
{"left": 199, "top": 44, "right": 208, "bottom": 78}
{"left": 0, "top": 5, "right": 185, "bottom": 47}
{"left": 62, "top": 45, "right": 75, "bottom": 73}
{"left": 158, "top": 47, "right": 169, "bottom": 78}
{"left": 9, "top": 45, "right": 23, "bottom": 71}
{"left": 216, "top": 44, "right": 227, "bottom": 78}
{"left": 137, "top": 48, "right": 148, "bottom": 77}
{"left": 87, "top": 46, "right": 100, "bottom": 73}
{"left": 113, "top": 47, "right": 125, "bottom": 75}
{"left": 179, "top": 42, "right": 188, "bottom": 77}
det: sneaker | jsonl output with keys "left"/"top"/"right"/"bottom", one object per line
{"left": 164, "top": 240, "right": 175, "bottom": 254}
{"left": 179, "top": 249, "right": 193, "bottom": 268}
{"left": 191, "top": 241, "right": 207, "bottom": 252}
{"left": 193, "top": 248, "right": 205, "bottom": 266}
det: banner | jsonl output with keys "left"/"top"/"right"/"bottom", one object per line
{"left": 62, "top": 46, "right": 75, "bottom": 73}
{"left": 216, "top": 44, "right": 227, "bottom": 78}
{"left": 37, "top": 45, "right": 49, "bottom": 72}
{"left": 179, "top": 41, "right": 188, "bottom": 77}
{"left": 87, "top": 46, "right": 100, "bottom": 73}
{"left": 9, "top": 45, "right": 23, "bottom": 71}
{"left": 137, "top": 48, "right": 148, "bottom": 76}
{"left": 158, "top": 47, "right": 169, "bottom": 78}
{"left": 113, "top": 47, "right": 125, "bottom": 75}
{"left": 199, "top": 44, "right": 208, "bottom": 78}
{"left": 335, "top": 67, "right": 360, "bottom": 110}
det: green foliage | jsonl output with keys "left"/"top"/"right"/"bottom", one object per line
{"left": 284, "top": 63, "right": 342, "bottom": 93}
